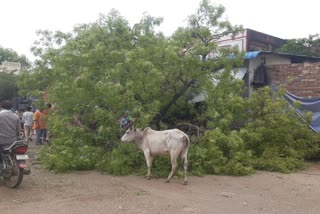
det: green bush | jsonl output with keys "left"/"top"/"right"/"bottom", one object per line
{"left": 241, "top": 87, "right": 319, "bottom": 172}
{"left": 40, "top": 137, "right": 104, "bottom": 172}
{"left": 39, "top": 115, "right": 105, "bottom": 172}
{"left": 253, "top": 157, "right": 305, "bottom": 173}
{"left": 98, "top": 143, "right": 145, "bottom": 175}
{"left": 188, "top": 130, "right": 254, "bottom": 176}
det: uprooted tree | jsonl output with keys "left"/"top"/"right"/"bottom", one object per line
{"left": 19, "top": 0, "right": 319, "bottom": 175}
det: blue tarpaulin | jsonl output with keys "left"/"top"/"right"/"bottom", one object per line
{"left": 244, "top": 51, "right": 261, "bottom": 59}
{"left": 283, "top": 91, "right": 320, "bottom": 133}
{"left": 271, "top": 84, "right": 320, "bottom": 132}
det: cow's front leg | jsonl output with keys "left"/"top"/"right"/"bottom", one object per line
{"left": 144, "top": 152, "right": 154, "bottom": 180}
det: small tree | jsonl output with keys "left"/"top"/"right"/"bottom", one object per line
{"left": 0, "top": 46, "right": 31, "bottom": 70}
{"left": 0, "top": 72, "right": 17, "bottom": 101}
{"left": 277, "top": 34, "right": 320, "bottom": 57}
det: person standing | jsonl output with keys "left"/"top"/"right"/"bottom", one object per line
{"left": 22, "top": 106, "right": 34, "bottom": 141}
{"left": 0, "top": 100, "right": 20, "bottom": 149}
{"left": 32, "top": 109, "right": 42, "bottom": 145}
{"left": 119, "top": 111, "right": 133, "bottom": 128}
{"left": 39, "top": 103, "right": 52, "bottom": 144}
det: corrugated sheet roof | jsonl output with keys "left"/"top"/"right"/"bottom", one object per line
{"left": 234, "top": 68, "right": 247, "bottom": 79}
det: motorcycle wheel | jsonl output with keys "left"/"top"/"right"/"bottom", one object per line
{"left": 3, "top": 166, "right": 24, "bottom": 188}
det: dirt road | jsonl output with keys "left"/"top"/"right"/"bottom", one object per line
{"left": 1, "top": 144, "right": 320, "bottom": 214}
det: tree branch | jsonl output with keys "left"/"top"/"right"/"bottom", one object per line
{"left": 176, "top": 122, "right": 206, "bottom": 137}
{"left": 152, "top": 79, "right": 195, "bottom": 129}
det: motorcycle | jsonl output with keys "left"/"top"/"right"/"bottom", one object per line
{"left": 0, "top": 139, "right": 31, "bottom": 188}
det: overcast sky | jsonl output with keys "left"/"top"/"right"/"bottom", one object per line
{"left": 1, "top": 0, "right": 319, "bottom": 61}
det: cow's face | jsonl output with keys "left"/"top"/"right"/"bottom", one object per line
{"left": 121, "top": 126, "right": 136, "bottom": 142}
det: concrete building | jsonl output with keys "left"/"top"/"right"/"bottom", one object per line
{"left": 216, "top": 29, "right": 320, "bottom": 97}
{"left": 220, "top": 31, "right": 320, "bottom": 133}
{"left": 0, "top": 62, "right": 21, "bottom": 75}
{"left": 244, "top": 51, "right": 320, "bottom": 96}
{"left": 218, "top": 28, "right": 286, "bottom": 52}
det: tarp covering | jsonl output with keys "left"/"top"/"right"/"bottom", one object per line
{"left": 244, "top": 51, "right": 261, "bottom": 59}
{"left": 283, "top": 91, "right": 320, "bottom": 133}
{"left": 244, "top": 51, "right": 320, "bottom": 61}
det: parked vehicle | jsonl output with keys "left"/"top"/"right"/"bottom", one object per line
{"left": 0, "top": 139, "right": 31, "bottom": 188}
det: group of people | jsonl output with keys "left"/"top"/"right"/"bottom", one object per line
{"left": 32, "top": 103, "right": 51, "bottom": 145}
{"left": 22, "top": 103, "right": 52, "bottom": 145}
{"left": 0, "top": 100, "right": 52, "bottom": 149}
{"left": 1, "top": 98, "right": 134, "bottom": 149}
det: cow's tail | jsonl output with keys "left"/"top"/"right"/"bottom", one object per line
{"left": 181, "top": 134, "right": 190, "bottom": 155}
{"left": 182, "top": 134, "right": 189, "bottom": 151}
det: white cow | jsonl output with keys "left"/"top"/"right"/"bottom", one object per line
{"left": 121, "top": 126, "right": 190, "bottom": 185}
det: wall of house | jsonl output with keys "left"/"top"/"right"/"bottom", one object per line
{"left": 218, "top": 30, "right": 247, "bottom": 51}
{"left": 218, "top": 29, "right": 286, "bottom": 52}
{"left": 247, "top": 55, "right": 290, "bottom": 96}
{"left": 265, "top": 55, "right": 290, "bottom": 65}
{"left": 0, "top": 62, "right": 21, "bottom": 74}
{"left": 246, "top": 29, "right": 286, "bottom": 51}
{"left": 266, "top": 63, "right": 320, "bottom": 98}
{"left": 248, "top": 57, "right": 263, "bottom": 95}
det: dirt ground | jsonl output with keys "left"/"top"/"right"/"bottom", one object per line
{"left": 1, "top": 143, "right": 320, "bottom": 214}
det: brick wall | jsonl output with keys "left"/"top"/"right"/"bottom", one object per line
{"left": 266, "top": 63, "right": 320, "bottom": 98}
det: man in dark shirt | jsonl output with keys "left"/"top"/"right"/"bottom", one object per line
{"left": 0, "top": 100, "right": 20, "bottom": 150}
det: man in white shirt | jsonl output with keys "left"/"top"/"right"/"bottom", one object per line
{"left": 22, "top": 106, "right": 34, "bottom": 141}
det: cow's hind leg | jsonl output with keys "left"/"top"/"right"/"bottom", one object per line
{"left": 166, "top": 155, "right": 178, "bottom": 183}
{"left": 181, "top": 138, "right": 189, "bottom": 185}
{"left": 182, "top": 155, "right": 188, "bottom": 185}
{"left": 144, "top": 152, "right": 154, "bottom": 180}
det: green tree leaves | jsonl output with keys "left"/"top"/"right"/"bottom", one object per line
{"left": 0, "top": 46, "right": 30, "bottom": 69}
{"left": 277, "top": 34, "right": 320, "bottom": 57}
{"left": 0, "top": 72, "right": 18, "bottom": 101}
